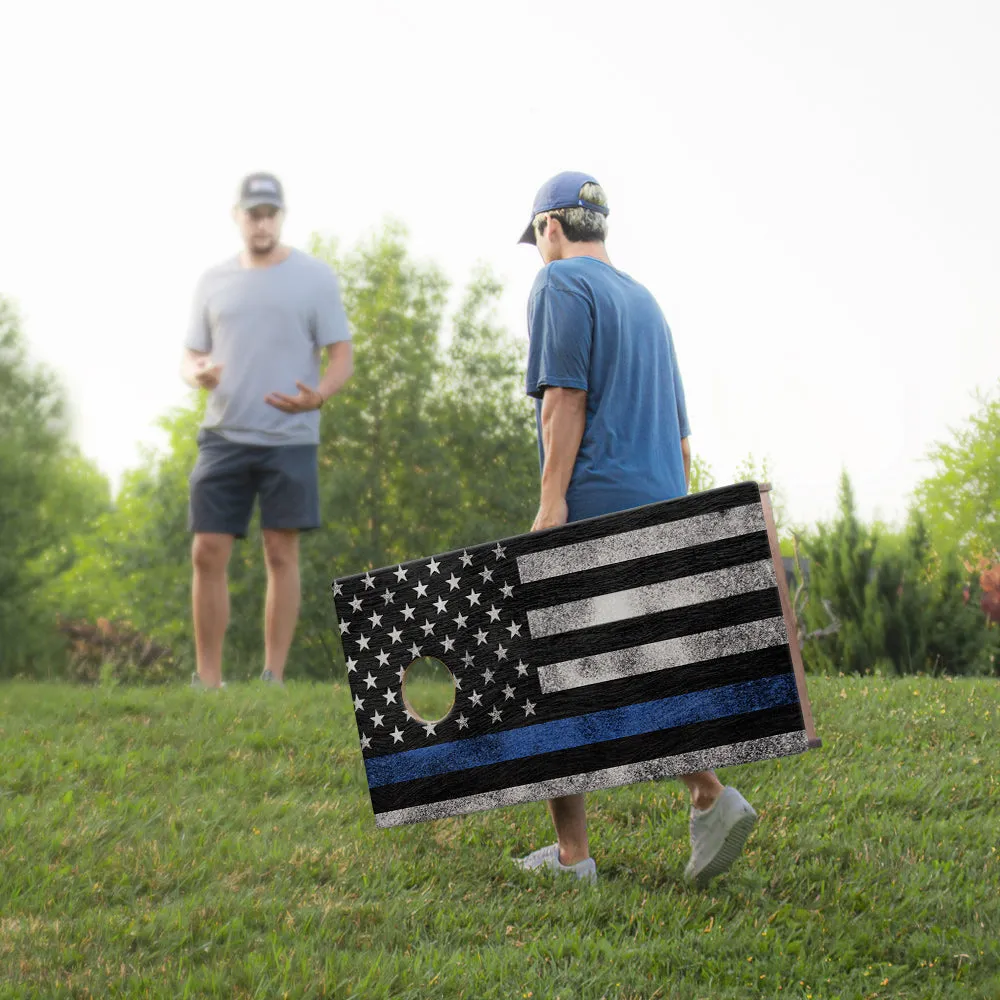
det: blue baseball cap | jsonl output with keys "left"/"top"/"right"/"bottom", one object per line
{"left": 517, "top": 170, "right": 610, "bottom": 244}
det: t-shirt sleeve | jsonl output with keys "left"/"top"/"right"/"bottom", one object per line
{"left": 184, "top": 275, "right": 212, "bottom": 353}
{"left": 525, "top": 280, "right": 593, "bottom": 400}
{"left": 313, "top": 265, "right": 352, "bottom": 347}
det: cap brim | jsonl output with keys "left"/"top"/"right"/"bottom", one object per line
{"left": 240, "top": 196, "right": 283, "bottom": 209}
{"left": 517, "top": 220, "right": 536, "bottom": 245}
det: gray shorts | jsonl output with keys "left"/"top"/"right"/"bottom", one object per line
{"left": 187, "top": 428, "right": 321, "bottom": 538}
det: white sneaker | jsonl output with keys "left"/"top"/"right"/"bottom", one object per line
{"left": 514, "top": 843, "right": 597, "bottom": 884}
{"left": 685, "top": 786, "right": 757, "bottom": 887}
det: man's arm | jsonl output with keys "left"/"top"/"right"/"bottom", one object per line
{"left": 681, "top": 435, "right": 691, "bottom": 492}
{"left": 317, "top": 341, "right": 354, "bottom": 403}
{"left": 533, "top": 386, "right": 587, "bottom": 531}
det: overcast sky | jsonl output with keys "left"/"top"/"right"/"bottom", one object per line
{"left": 3, "top": 0, "right": 997, "bottom": 530}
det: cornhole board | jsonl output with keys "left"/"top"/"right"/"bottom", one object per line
{"left": 331, "top": 481, "right": 820, "bottom": 828}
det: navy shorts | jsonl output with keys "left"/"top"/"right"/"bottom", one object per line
{"left": 188, "top": 429, "right": 321, "bottom": 538}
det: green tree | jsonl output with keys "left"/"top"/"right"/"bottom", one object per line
{"left": 914, "top": 384, "right": 1000, "bottom": 561}
{"left": 0, "top": 297, "right": 112, "bottom": 676}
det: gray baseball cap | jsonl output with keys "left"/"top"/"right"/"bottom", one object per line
{"left": 238, "top": 172, "right": 285, "bottom": 210}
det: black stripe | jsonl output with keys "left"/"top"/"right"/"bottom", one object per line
{"left": 333, "top": 482, "right": 763, "bottom": 588}
{"left": 517, "top": 531, "right": 772, "bottom": 609}
{"left": 528, "top": 587, "right": 782, "bottom": 667}
{"left": 370, "top": 701, "right": 804, "bottom": 814}
{"left": 361, "top": 643, "right": 794, "bottom": 758}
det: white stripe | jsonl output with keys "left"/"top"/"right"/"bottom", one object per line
{"left": 374, "top": 731, "right": 808, "bottom": 827}
{"left": 516, "top": 503, "right": 766, "bottom": 584}
{"left": 527, "top": 559, "right": 777, "bottom": 638}
{"left": 536, "top": 617, "right": 788, "bottom": 694}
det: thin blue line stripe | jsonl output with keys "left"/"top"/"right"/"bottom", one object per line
{"left": 365, "top": 674, "right": 797, "bottom": 788}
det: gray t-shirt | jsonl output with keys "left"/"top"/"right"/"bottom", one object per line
{"left": 185, "top": 248, "right": 351, "bottom": 446}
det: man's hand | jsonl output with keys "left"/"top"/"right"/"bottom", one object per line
{"left": 531, "top": 497, "right": 569, "bottom": 532}
{"left": 193, "top": 357, "right": 223, "bottom": 390}
{"left": 265, "top": 381, "right": 324, "bottom": 413}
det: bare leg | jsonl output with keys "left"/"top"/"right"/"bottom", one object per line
{"left": 547, "top": 794, "right": 590, "bottom": 865}
{"left": 192, "top": 533, "right": 234, "bottom": 688}
{"left": 680, "top": 770, "right": 725, "bottom": 810}
{"left": 262, "top": 529, "right": 301, "bottom": 682}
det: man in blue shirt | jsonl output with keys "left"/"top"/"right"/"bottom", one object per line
{"left": 514, "top": 171, "right": 758, "bottom": 887}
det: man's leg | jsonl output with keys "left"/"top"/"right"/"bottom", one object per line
{"left": 679, "top": 770, "right": 725, "bottom": 810}
{"left": 261, "top": 529, "right": 300, "bottom": 683}
{"left": 547, "top": 794, "right": 590, "bottom": 865}
{"left": 192, "top": 533, "right": 234, "bottom": 688}
{"left": 255, "top": 441, "right": 320, "bottom": 683}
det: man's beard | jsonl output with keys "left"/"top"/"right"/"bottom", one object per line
{"left": 249, "top": 237, "right": 276, "bottom": 257}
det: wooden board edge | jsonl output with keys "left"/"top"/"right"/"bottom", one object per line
{"left": 758, "top": 484, "right": 821, "bottom": 747}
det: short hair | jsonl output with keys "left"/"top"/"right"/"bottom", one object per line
{"left": 533, "top": 181, "right": 609, "bottom": 243}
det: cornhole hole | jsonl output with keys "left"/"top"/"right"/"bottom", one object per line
{"left": 331, "top": 481, "right": 820, "bottom": 828}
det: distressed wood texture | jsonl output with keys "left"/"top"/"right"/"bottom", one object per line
{"left": 332, "top": 481, "right": 821, "bottom": 828}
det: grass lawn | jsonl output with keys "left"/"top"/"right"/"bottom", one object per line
{"left": 0, "top": 674, "right": 996, "bottom": 999}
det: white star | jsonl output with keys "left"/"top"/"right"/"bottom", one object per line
{"left": 506, "top": 621, "right": 522, "bottom": 638}
{"left": 479, "top": 566, "right": 494, "bottom": 584}
{"left": 345, "top": 657, "right": 358, "bottom": 673}
{"left": 495, "top": 645, "right": 508, "bottom": 661}
{"left": 376, "top": 650, "right": 391, "bottom": 668}
{"left": 523, "top": 700, "right": 536, "bottom": 717}
{"left": 501, "top": 582, "right": 515, "bottom": 599}
{"left": 462, "top": 651, "right": 476, "bottom": 667}
{"left": 362, "top": 573, "right": 375, "bottom": 590}
{"left": 396, "top": 665, "right": 406, "bottom": 683}
{"left": 460, "top": 551, "right": 473, "bottom": 567}
{"left": 413, "top": 581, "right": 429, "bottom": 599}
{"left": 401, "top": 604, "right": 416, "bottom": 621}
{"left": 489, "top": 706, "right": 503, "bottom": 723}
{"left": 368, "top": 611, "right": 383, "bottom": 628}
{"left": 350, "top": 595, "right": 364, "bottom": 613}
{"left": 466, "top": 589, "right": 481, "bottom": 607}
{"left": 408, "top": 642, "right": 422, "bottom": 659}
{"left": 333, "top": 580, "right": 343, "bottom": 596}
{"left": 453, "top": 612, "right": 468, "bottom": 629}
{"left": 371, "top": 710, "right": 385, "bottom": 727}
{"left": 503, "top": 684, "right": 515, "bottom": 700}
{"left": 474, "top": 629, "right": 489, "bottom": 646}
{"left": 388, "top": 627, "right": 403, "bottom": 645}
{"left": 339, "top": 620, "right": 350, "bottom": 635}
{"left": 453, "top": 675, "right": 462, "bottom": 691}
{"left": 427, "top": 557, "right": 441, "bottom": 575}
{"left": 483, "top": 667, "right": 495, "bottom": 685}
{"left": 446, "top": 574, "right": 461, "bottom": 592}
{"left": 353, "top": 694, "right": 364, "bottom": 712}
{"left": 442, "top": 636, "right": 456, "bottom": 653}
{"left": 493, "top": 543, "right": 507, "bottom": 560}
{"left": 364, "top": 672, "right": 378, "bottom": 689}
{"left": 469, "top": 690, "right": 483, "bottom": 707}
{"left": 456, "top": 713, "right": 469, "bottom": 729}
{"left": 433, "top": 596, "right": 448, "bottom": 615}
{"left": 421, "top": 620, "right": 436, "bottom": 636}
{"left": 516, "top": 660, "right": 529, "bottom": 677}
{"left": 360, "top": 733, "right": 372, "bottom": 750}
{"left": 382, "top": 589, "right": 395, "bottom": 606}
{"left": 394, "top": 565, "right": 408, "bottom": 583}
{"left": 391, "top": 727, "right": 404, "bottom": 744}
{"left": 487, "top": 605, "right": 501, "bottom": 622}
{"left": 383, "top": 688, "right": 398, "bottom": 705}
{"left": 357, "top": 635, "right": 370, "bottom": 650}
{"left": 423, "top": 722, "right": 437, "bottom": 737}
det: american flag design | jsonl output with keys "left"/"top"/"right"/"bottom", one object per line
{"left": 332, "top": 482, "right": 813, "bottom": 828}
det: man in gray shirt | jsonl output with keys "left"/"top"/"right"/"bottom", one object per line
{"left": 181, "top": 172, "right": 353, "bottom": 688}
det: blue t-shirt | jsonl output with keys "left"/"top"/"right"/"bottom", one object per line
{"left": 525, "top": 256, "right": 690, "bottom": 522}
